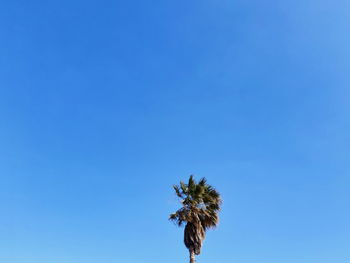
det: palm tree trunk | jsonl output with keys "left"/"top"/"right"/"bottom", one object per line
{"left": 189, "top": 249, "right": 196, "bottom": 263}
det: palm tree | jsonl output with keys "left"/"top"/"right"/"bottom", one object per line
{"left": 169, "top": 175, "right": 222, "bottom": 263}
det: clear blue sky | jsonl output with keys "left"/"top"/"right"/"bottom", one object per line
{"left": 1, "top": 0, "right": 349, "bottom": 262}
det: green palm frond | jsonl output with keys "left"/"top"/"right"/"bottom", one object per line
{"left": 169, "top": 175, "right": 222, "bottom": 256}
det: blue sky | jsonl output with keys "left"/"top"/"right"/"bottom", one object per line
{"left": 1, "top": 0, "right": 349, "bottom": 262}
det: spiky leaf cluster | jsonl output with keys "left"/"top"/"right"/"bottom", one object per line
{"left": 170, "top": 176, "right": 222, "bottom": 255}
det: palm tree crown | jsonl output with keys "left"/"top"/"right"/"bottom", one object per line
{"left": 170, "top": 176, "right": 222, "bottom": 262}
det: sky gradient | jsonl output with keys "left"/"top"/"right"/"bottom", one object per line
{"left": 1, "top": 0, "right": 349, "bottom": 262}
